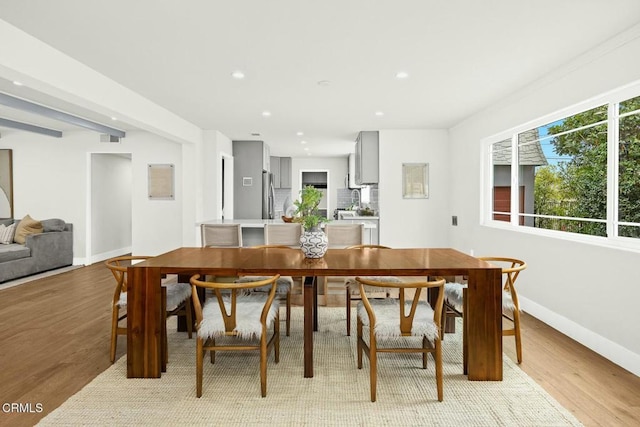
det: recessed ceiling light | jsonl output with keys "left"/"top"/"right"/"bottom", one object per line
{"left": 111, "top": 117, "right": 118, "bottom": 121}
{"left": 395, "top": 71, "right": 409, "bottom": 79}
{"left": 262, "top": 111, "right": 271, "bottom": 117}
{"left": 296, "top": 131, "right": 304, "bottom": 136}
{"left": 303, "top": 147, "right": 309, "bottom": 151}
{"left": 300, "top": 140, "right": 307, "bottom": 144}
{"left": 375, "top": 111, "right": 384, "bottom": 117}
{"left": 317, "top": 80, "right": 331, "bottom": 86}
{"left": 231, "top": 71, "right": 245, "bottom": 79}
{"left": 12, "top": 81, "right": 23, "bottom": 86}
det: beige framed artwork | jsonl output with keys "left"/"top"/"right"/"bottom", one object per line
{"left": 148, "top": 164, "right": 175, "bottom": 200}
{"left": 402, "top": 163, "right": 429, "bottom": 199}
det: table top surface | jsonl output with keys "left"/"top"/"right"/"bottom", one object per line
{"left": 132, "top": 247, "right": 497, "bottom": 277}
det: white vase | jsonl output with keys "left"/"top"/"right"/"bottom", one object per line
{"left": 300, "top": 227, "right": 328, "bottom": 258}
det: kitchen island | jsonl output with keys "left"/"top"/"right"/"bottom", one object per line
{"left": 198, "top": 218, "right": 377, "bottom": 246}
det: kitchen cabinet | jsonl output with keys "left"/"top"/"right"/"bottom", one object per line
{"left": 270, "top": 156, "right": 280, "bottom": 187}
{"left": 280, "top": 157, "right": 291, "bottom": 188}
{"left": 348, "top": 153, "right": 361, "bottom": 188}
{"left": 263, "top": 143, "right": 270, "bottom": 171}
{"left": 355, "top": 131, "right": 379, "bottom": 185}
{"left": 269, "top": 156, "right": 292, "bottom": 188}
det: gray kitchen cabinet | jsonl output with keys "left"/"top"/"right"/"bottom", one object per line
{"left": 270, "top": 156, "right": 291, "bottom": 189}
{"left": 270, "top": 156, "right": 281, "bottom": 187}
{"left": 280, "top": 157, "right": 291, "bottom": 188}
{"left": 355, "top": 131, "right": 379, "bottom": 185}
{"left": 348, "top": 153, "right": 361, "bottom": 189}
{"left": 263, "top": 143, "right": 270, "bottom": 171}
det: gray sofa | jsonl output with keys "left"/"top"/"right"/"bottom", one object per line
{"left": 0, "top": 218, "right": 73, "bottom": 283}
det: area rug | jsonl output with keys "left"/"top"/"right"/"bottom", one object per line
{"left": 37, "top": 308, "right": 582, "bottom": 426}
{"left": 0, "top": 265, "right": 83, "bottom": 291}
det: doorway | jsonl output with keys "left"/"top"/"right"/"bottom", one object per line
{"left": 300, "top": 169, "right": 330, "bottom": 219}
{"left": 89, "top": 153, "right": 132, "bottom": 263}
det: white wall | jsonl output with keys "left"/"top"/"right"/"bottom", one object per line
{"left": 91, "top": 153, "right": 132, "bottom": 260}
{"left": 0, "top": 129, "right": 187, "bottom": 263}
{"left": 449, "top": 28, "right": 640, "bottom": 375}
{"left": 378, "top": 130, "right": 450, "bottom": 248}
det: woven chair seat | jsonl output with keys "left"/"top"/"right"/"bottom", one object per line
{"left": 444, "top": 282, "right": 516, "bottom": 313}
{"left": 357, "top": 299, "right": 439, "bottom": 343}
{"left": 236, "top": 276, "right": 293, "bottom": 294}
{"left": 117, "top": 282, "right": 192, "bottom": 310}
{"left": 198, "top": 294, "right": 280, "bottom": 340}
{"left": 345, "top": 276, "right": 403, "bottom": 294}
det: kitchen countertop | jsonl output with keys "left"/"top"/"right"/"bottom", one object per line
{"left": 339, "top": 216, "right": 379, "bottom": 220}
{"left": 198, "top": 218, "right": 377, "bottom": 228}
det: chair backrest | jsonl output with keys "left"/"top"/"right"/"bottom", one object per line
{"left": 325, "top": 223, "right": 364, "bottom": 248}
{"left": 356, "top": 276, "right": 446, "bottom": 336}
{"left": 189, "top": 273, "right": 280, "bottom": 335}
{"left": 478, "top": 257, "right": 527, "bottom": 307}
{"left": 264, "top": 223, "right": 302, "bottom": 247}
{"left": 201, "top": 224, "right": 243, "bottom": 247}
{"left": 105, "top": 255, "right": 151, "bottom": 302}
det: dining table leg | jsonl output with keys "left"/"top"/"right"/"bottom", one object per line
{"left": 304, "top": 275, "right": 315, "bottom": 377}
{"left": 127, "top": 266, "right": 163, "bottom": 378}
{"left": 466, "top": 268, "right": 503, "bottom": 380}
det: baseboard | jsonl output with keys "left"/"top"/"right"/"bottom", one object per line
{"left": 89, "top": 247, "right": 132, "bottom": 265}
{"left": 520, "top": 296, "right": 640, "bottom": 377}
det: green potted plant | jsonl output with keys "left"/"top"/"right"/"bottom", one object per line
{"left": 293, "top": 185, "right": 328, "bottom": 231}
{"left": 293, "top": 185, "right": 329, "bottom": 258}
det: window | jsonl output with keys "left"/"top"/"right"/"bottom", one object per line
{"left": 484, "top": 83, "right": 640, "bottom": 247}
{"left": 618, "top": 95, "right": 640, "bottom": 238}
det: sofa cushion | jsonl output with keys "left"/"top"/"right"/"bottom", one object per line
{"left": 14, "top": 214, "right": 43, "bottom": 244}
{"left": 0, "top": 244, "right": 31, "bottom": 263}
{"left": 0, "top": 223, "right": 17, "bottom": 244}
{"left": 41, "top": 218, "right": 67, "bottom": 232}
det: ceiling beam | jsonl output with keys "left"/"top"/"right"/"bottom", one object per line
{"left": 0, "top": 117, "right": 62, "bottom": 137}
{"left": 0, "top": 92, "right": 125, "bottom": 138}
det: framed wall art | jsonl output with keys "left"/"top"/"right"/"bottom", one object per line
{"left": 148, "top": 163, "right": 175, "bottom": 200}
{"left": 402, "top": 163, "right": 429, "bottom": 199}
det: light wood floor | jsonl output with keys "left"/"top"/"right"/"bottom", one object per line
{"left": 0, "top": 263, "right": 639, "bottom": 427}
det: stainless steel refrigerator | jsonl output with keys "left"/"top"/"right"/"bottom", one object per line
{"left": 262, "top": 171, "right": 275, "bottom": 219}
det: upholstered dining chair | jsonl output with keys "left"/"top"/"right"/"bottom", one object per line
{"left": 355, "top": 275, "right": 446, "bottom": 402}
{"left": 201, "top": 223, "right": 242, "bottom": 248}
{"left": 235, "top": 244, "right": 296, "bottom": 336}
{"left": 200, "top": 223, "right": 243, "bottom": 282}
{"left": 105, "top": 256, "right": 193, "bottom": 368}
{"left": 189, "top": 273, "right": 281, "bottom": 398}
{"left": 343, "top": 245, "right": 404, "bottom": 336}
{"left": 443, "top": 256, "right": 527, "bottom": 364}
{"left": 322, "top": 223, "right": 365, "bottom": 304}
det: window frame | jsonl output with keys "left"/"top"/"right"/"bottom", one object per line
{"left": 481, "top": 80, "right": 640, "bottom": 253}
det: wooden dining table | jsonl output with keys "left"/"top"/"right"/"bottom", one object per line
{"left": 126, "top": 247, "right": 503, "bottom": 381}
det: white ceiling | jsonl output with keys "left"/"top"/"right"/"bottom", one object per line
{"left": 1, "top": 1, "right": 640, "bottom": 157}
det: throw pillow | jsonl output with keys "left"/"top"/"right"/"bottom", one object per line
{"left": 41, "top": 218, "right": 66, "bottom": 232}
{"left": 14, "top": 214, "right": 44, "bottom": 244}
{"left": 0, "top": 223, "right": 16, "bottom": 244}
